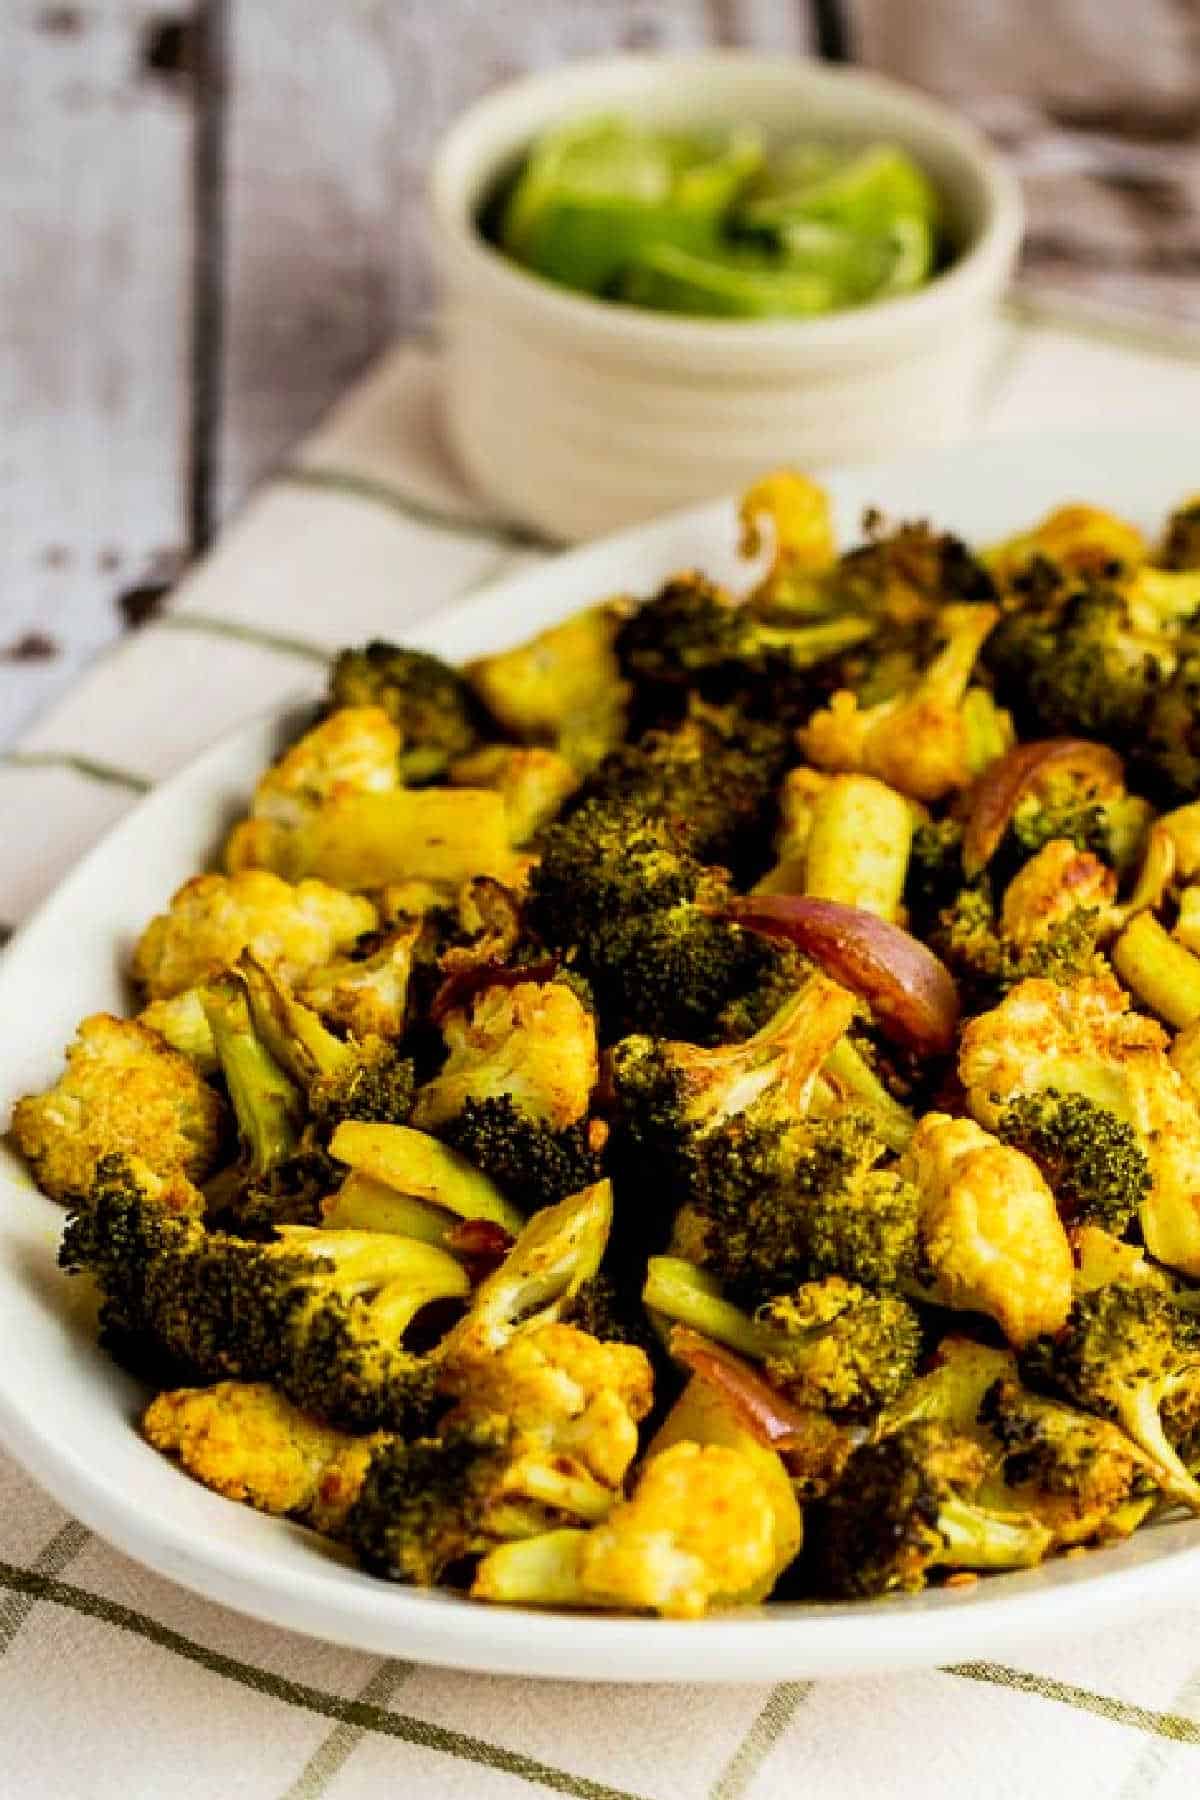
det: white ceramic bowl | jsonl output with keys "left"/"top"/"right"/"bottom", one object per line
{"left": 430, "top": 51, "right": 1023, "bottom": 543}
{"left": 3, "top": 431, "right": 1200, "bottom": 1680}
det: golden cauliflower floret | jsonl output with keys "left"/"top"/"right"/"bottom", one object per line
{"left": 448, "top": 744, "right": 580, "bottom": 847}
{"left": 578, "top": 1442, "right": 778, "bottom": 1619}
{"left": 132, "top": 871, "right": 376, "bottom": 1001}
{"left": 899, "top": 1112, "right": 1073, "bottom": 1347}
{"left": 465, "top": 606, "right": 630, "bottom": 774}
{"left": 442, "top": 1321, "right": 654, "bottom": 1489}
{"left": 412, "top": 979, "right": 598, "bottom": 1132}
{"left": 296, "top": 919, "right": 422, "bottom": 1041}
{"left": 959, "top": 974, "right": 1200, "bottom": 1277}
{"left": 143, "top": 1382, "right": 378, "bottom": 1535}
{"left": 251, "top": 706, "right": 401, "bottom": 828}
{"left": 739, "top": 469, "right": 836, "bottom": 580}
{"left": 800, "top": 604, "right": 1007, "bottom": 804}
{"left": 999, "top": 841, "right": 1119, "bottom": 948}
{"left": 10, "top": 1014, "right": 225, "bottom": 1203}
{"left": 137, "top": 987, "right": 217, "bottom": 1073}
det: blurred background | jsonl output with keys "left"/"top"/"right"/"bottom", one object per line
{"left": 4, "top": 0, "right": 1200, "bottom": 736}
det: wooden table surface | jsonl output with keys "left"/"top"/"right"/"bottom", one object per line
{"left": 4, "top": 0, "right": 1199, "bottom": 746}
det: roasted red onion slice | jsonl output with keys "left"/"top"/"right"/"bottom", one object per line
{"left": 670, "top": 1327, "right": 816, "bottom": 1447}
{"left": 724, "top": 894, "right": 960, "bottom": 1056}
{"left": 963, "top": 738, "right": 1124, "bottom": 877}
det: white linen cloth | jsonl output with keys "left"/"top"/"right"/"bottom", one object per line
{"left": 3, "top": 319, "right": 1200, "bottom": 1799}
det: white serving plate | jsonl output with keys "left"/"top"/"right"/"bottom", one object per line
{"left": 4, "top": 432, "right": 1200, "bottom": 1682}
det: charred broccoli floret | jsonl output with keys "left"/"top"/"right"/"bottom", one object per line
{"left": 569, "top": 707, "right": 789, "bottom": 876}
{"left": 1135, "top": 652, "right": 1200, "bottom": 806}
{"left": 979, "top": 1377, "right": 1157, "bottom": 1545}
{"left": 681, "top": 1111, "right": 921, "bottom": 1305}
{"left": 345, "top": 1418, "right": 618, "bottom": 1586}
{"left": 1160, "top": 499, "right": 1200, "bottom": 572}
{"left": 1020, "top": 1283, "right": 1200, "bottom": 1511}
{"left": 608, "top": 975, "right": 857, "bottom": 1221}
{"left": 614, "top": 572, "right": 871, "bottom": 726}
{"left": 812, "top": 1420, "right": 1051, "bottom": 1596}
{"left": 932, "top": 880, "right": 1105, "bottom": 1013}
{"left": 983, "top": 579, "right": 1172, "bottom": 748}
{"left": 644, "top": 1260, "right": 921, "bottom": 1417}
{"left": 329, "top": 642, "right": 479, "bottom": 782}
{"left": 528, "top": 797, "right": 808, "bottom": 1043}
{"left": 59, "top": 1155, "right": 465, "bottom": 1432}
{"left": 439, "top": 1095, "right": 603, "bottom": 1213}
{"left": 902, "top": 818, "right": 967, "bottom": 940}
{"left": 996, "top": 1090, "right": 1152, "bottom": 1234}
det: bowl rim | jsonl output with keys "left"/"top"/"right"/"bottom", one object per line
{"left": 428, "top": 48, "right": 1024, "bottom": 361}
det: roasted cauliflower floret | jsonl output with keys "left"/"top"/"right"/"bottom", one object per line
{"left": 132, "top": 871, "right": 376, "bottom": 1002}
{"left": 442, "top": 1320, "right": 654, "bottom": 1489}
{"left": 413, "top": 979, "right": 598, "bottom": 1134}
{"left": 250, "top": 706, "right": 402, "bottom": 828}
{"left": 800, "top": 604, "right": 1010, "bottom": 803}
{"left": 898, "top": 1112, "right": 1073, "bottom": 1347}
{"left": 142, "top": 1381, "right": 379, "bottom": 1534}
{"left": 986, "top": 503, "right": 1147, "bottom": 587}
{"left": 448, "top": 745, "right": 580, "bottom": 847}
{"left": 11, "top": 1015, "right": 224, "bottom": 1203}
{"left": 999, "top": 841, "right": 1118, "bottom": 949}
{"left": 137, "top": 987, "right": 217, "bottom": 1073}
{"left": 466, "top": 606, "right": 631, "bottom": 774}
{"left": 472, "top": 1441, "right": 780, "bottom": 1617}
{"left": 959, "top": 975, "right": 1200, "bottom": 1276}
{"left": 295, "top": 918, "right": 421, "bottom": 1041}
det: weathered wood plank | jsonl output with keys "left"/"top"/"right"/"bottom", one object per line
{"left": 0, "top": 2, "right": 196, "bottom": 742}
{"left": 850, "top": 0, "right": 1200, "bottom": 326}
{"left": 218, "top": 0, "right": 727, "bottom": 521}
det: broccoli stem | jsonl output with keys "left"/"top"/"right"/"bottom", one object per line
{"left": 203, "top": 982, "right": 301, "bottom": 1177}
{"left": 935, "top": 1496, "right": 1051, "bottom": 1569}
{"left": 1115, "top": 1384, "right": 1200, "bottom": 1513}
{"left": 643, "top": 1257, "right": 769, "bottom": 1361}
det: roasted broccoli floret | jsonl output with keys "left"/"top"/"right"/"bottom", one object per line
{"left": 439, "top": 1095, "right": 603, "bottom": 1213}
{"left": 1136, "top": 652, "right": 1200, "bottom": 806}
{"left": 528, "top": 797, "right": 808, "bottom": 1043}
{"left": 982, "top": 578, "right": 1173, "bottom": 748}
{"left": 11, "top": 1013, "right": 224, "bottom": 1206}
{"left": 932, "top": 878, "right": 1105, "bottom": 1012}
{"left": 344, "top": 1418, "right": 619, "bottom": 1586}
{"left": 614, "top": 572, "right": 871, "bottom": 728}
{"left": 812, "top": 1420, "right": 1051, "bottom": 1596}
{"left": 1160, "top": 498, "right": 1200, "bottom": 572}
{"left": 569, "top": 706, "right": 789, "bottom": 877}
{"left": 238, "top": 955, "right": 416, "bottom": 1132}
{"left": 680, "top": 1110, "right": 921, "bottom": 1305}
{"left": 644, "top": 1260, "right": 921, "bottom": 1417}
{"left": 1020, "top": 1283, "right": 1200, "bottom": 1511}
{"left": 996, "top": 1090, "right": 1152, "bottom": 1235}
{"left": 59, "top": 1155, "right": 466, "bottom": 1430}
{"left": 329, "top": 642, "right": 479, "bottom": 781}
{"left": 978, "top": 1377, "right": 1157, "bottom": 1546}
{"left": 608, "top": 974, "right": 857, "bottom": 1221}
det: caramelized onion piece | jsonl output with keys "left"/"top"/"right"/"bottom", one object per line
{"left": 671, "top": 1327, "right": 814, "bottom": 1447}
{"left": 446, "top": 1218, "right": 514, "bottom": 1284}
{"left": 429, "top": 958, "right": 560, "bottom": 1025}
{"left": 724, "top": 895, "right": 959, "bottom": 1056}
{"left": 963, "top": 738, "right": 1125, "bottom": 877}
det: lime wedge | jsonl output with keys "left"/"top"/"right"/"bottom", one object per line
{"left": 499, "top": 118, "right": 763, "bottom": 295}
{"left": 615, "top": 242, "right": 844, "bottom": 319}
{"left": 738, "top": 143, "right": 940, "bottom": 238}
